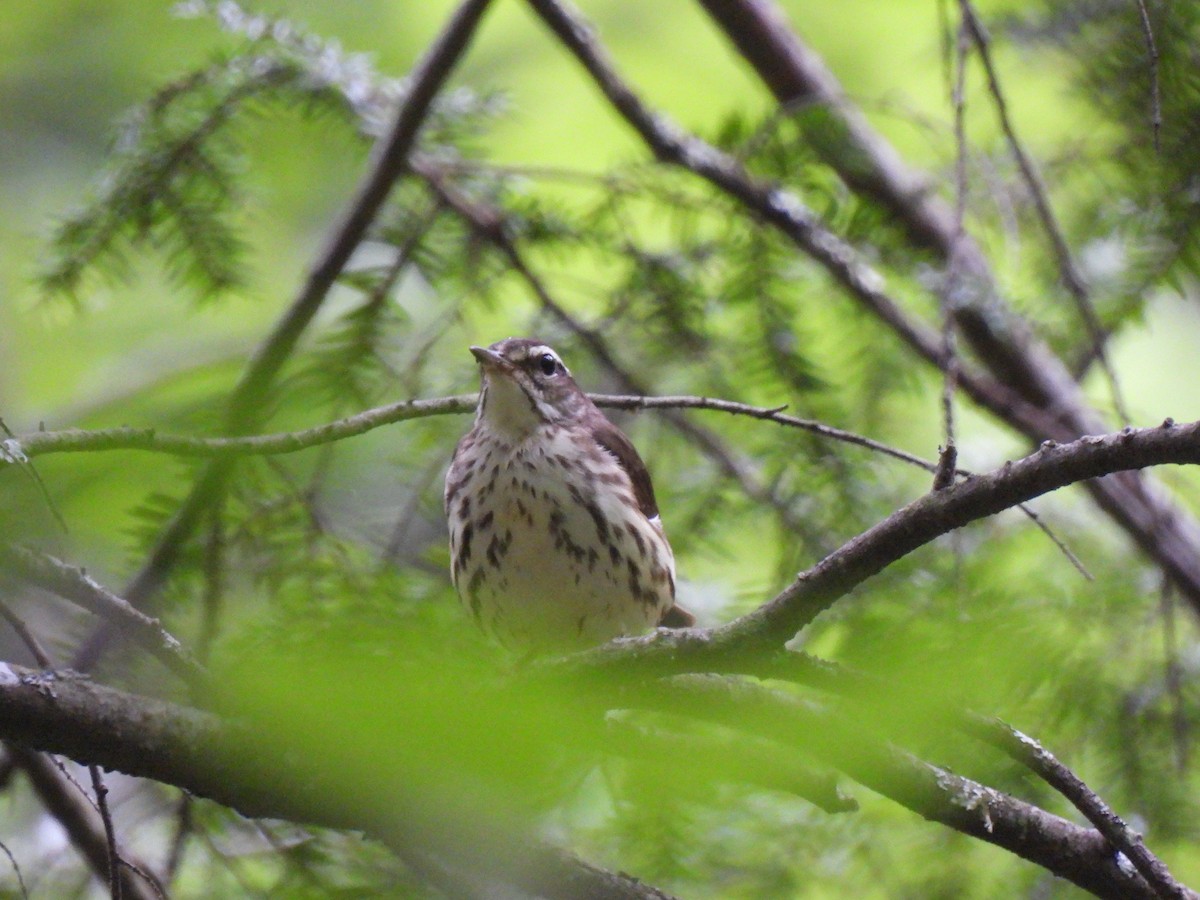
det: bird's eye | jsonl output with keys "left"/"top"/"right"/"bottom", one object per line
{"left": 538, "top": 353, "right": 559, "bottom": 376}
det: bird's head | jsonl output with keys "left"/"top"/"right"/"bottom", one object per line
{"left": 470, "top": 338, "right": 590, "bottom": 436}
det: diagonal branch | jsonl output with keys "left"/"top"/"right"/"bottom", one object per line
{"left": 709, "top": 649, "right": 1191, "bottom": 900}
{"left": 10, "top": 747, "right": 163, "bottom": 900}
{"left": 965, "top": 716, "right": 1192, "bottom": 900}
{"left": 415, "top": 159, "right": 815, "bottom": 536}
{"left": 551, "top": 418, "right": 1200, "bottom": 676}
{"left": 0, "top": 545, "right": 206, "bottom": 692}
{"left": 625, "top": 674, "right": 1185, "bottom": 900}
{"left": 73, "top": 0, "right": 497, "bottom": 670}
{"left": 524, "top": 0, "right": 1200, "bottom": 617}
{"left": 690, "top": 0, "right": 1095, "bottom": 423}
{"left": 957, "top": 0, "right": 1128, "bottom": 424}
{"left": 724, "top": 418, "right": 1200, "bottom": 644}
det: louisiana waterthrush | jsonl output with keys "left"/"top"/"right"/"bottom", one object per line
{"left": 445, "top": 338, "right": 693, "bottom": 653}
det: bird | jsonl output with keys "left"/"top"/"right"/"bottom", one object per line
{"left": 445, "top": 337, "right": 694, "bottom": 654}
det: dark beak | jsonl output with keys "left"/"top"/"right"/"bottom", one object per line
{"left": 470, "top": 345, "right": 512, "bottom": 373}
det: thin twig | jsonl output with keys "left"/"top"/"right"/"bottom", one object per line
{"left": 1, "top": 545, "right": 206, "bottom": 691}
{"left": 685, "top": 0, "right": 1200, "bottom": 618}
{"left": 198, "top": 500, "right": 226, "bottom": 663}
{"left": 1134, "top": 0, "right": 1162, "bottom": 154}
{"left": 9, "top": 394, "right": 930, "bottom": 469}
{"left": 14, "top": 395, "right": 477, "bottom": 460}
{"left": 163, "top": 793, "right": 193, "bottom": 886}
{"left": 0, "top": 600, "right": 54, "bottom": 668}
{"left": 8, "top": 747, "right": 162, "bottom": 900}
{"left": 1160, "top": 577, "right": 1189, "bottom": 771}
{"left": 1015, "top": 502, "right": 1092, "bottom": 581}
{"left": 966, "top": 716, "right": 1192, "bottom": 900}
{"left": 0, "top": 838, "right": 29, "bottom": 900}
{"left": 958, "top": 0, "right": 1129, "bottom": 425}
{"left": 89, "top": 764, "right": 123, "bottom": 900}
{"left": 5, "top": 392, "right": 1091, "bottom": 579}
{"left": 935, "top": 17, "right": 970, "bottom": 492}
{"left": 0, "top": 417, "right": 68, "bottom": 533}
{"left": 952, "top": 14, "right": 971, "bottom": 238}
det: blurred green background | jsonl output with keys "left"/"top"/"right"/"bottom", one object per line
{"left": 3, "top": 1, "right": 1200, "bottom": 897}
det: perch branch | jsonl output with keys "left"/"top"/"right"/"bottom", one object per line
{"left": 527, "top": 0, "right": 1200, "bottom": 615}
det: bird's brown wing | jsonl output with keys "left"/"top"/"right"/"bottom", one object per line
{"left": 658, "top": 603, "right": 695, "bottom": 628}
{"left": 590, "top": 415, "right": 660, "bottom": 521}
{"left": 592, "top": 415, "right": 694, "bottom": 627}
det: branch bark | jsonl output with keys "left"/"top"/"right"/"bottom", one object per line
{"left": 0, "top": 545, "right": 205, "bottom": 692}
{"left": 552, "top": 418, "right": 1200, "bottom": 675}
{"left": 0, "top": 661, "right": 1184, "bottom": 900}
{"left": 10, "top": 746, "right": 162, "bottom": 900}
{"left": 0, "top": 664, "right": 671, "bottom": 900}
{"left": 632, "top": 675, "right": 1189, "bottom": 900}
{"left": 527, "top": 0, "right": 1200, "bottom": 617}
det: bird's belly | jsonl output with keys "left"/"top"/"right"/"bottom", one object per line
{"left": 449, "top": 443, "right": 672, "bottom": 652}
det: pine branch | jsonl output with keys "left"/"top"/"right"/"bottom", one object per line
{"left": 73, "top": 0, "right": 497, "bottom": 671}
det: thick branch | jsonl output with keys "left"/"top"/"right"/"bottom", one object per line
{"left": 555, "top": 419, "right": 1200, "bottom": 676}
{"left": 691, "top": 0, "right": 1091, "bottom": 421}
{"left": 735, "top": 418, "right": 1200, "bottom": 643}
{"left": 630, "top": 675, "right": 1180, "bottom": 900}
{"left": 0, "top": 661, "right": 1182, "bottom": 900}
{"left": 0, "top": 665, "right": 670, "bottom": 900}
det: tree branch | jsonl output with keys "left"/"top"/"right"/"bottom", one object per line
{"left": 73, "top": 0, "right": 497, "bottom": 670}
{"left": 625, "top": 674, "right": 1185, "bottom": 900}
{"left": 414, "top": 158, "right": 815, "bottom": 537}
{"left": 0, "top": 664, "right": 672, "bottom": 900}
{"left": 526, "top": 0, "right": 1200, "bottom": 617}
{"left": 964, "top": 716, "right": 1192, "bottom": 900}
{"left": 0, "top": 660, "right": 1185, "bottom": 899}
{"left": 14, "top": 396, "right": 477, "bottom": 460}
{"left": 9, "top": 746, "right": 162, "bottom": 900}
{"left": 705, "top": 650, "right": 1191, "bottom": 900}
{"left": 733, "top": 417, "right": 1196, "bottom": 642}
{"left": 0, "top": 545, "right": 205, "bottom": 692}
{"left": 551, "top": 418, "right": 1200, "bottom": 675}
{"left": 10, "top": 392, "right": 933, "bottom": 469}
{"left": 956, "top": 0, "right": 1128, "bottom": 424}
